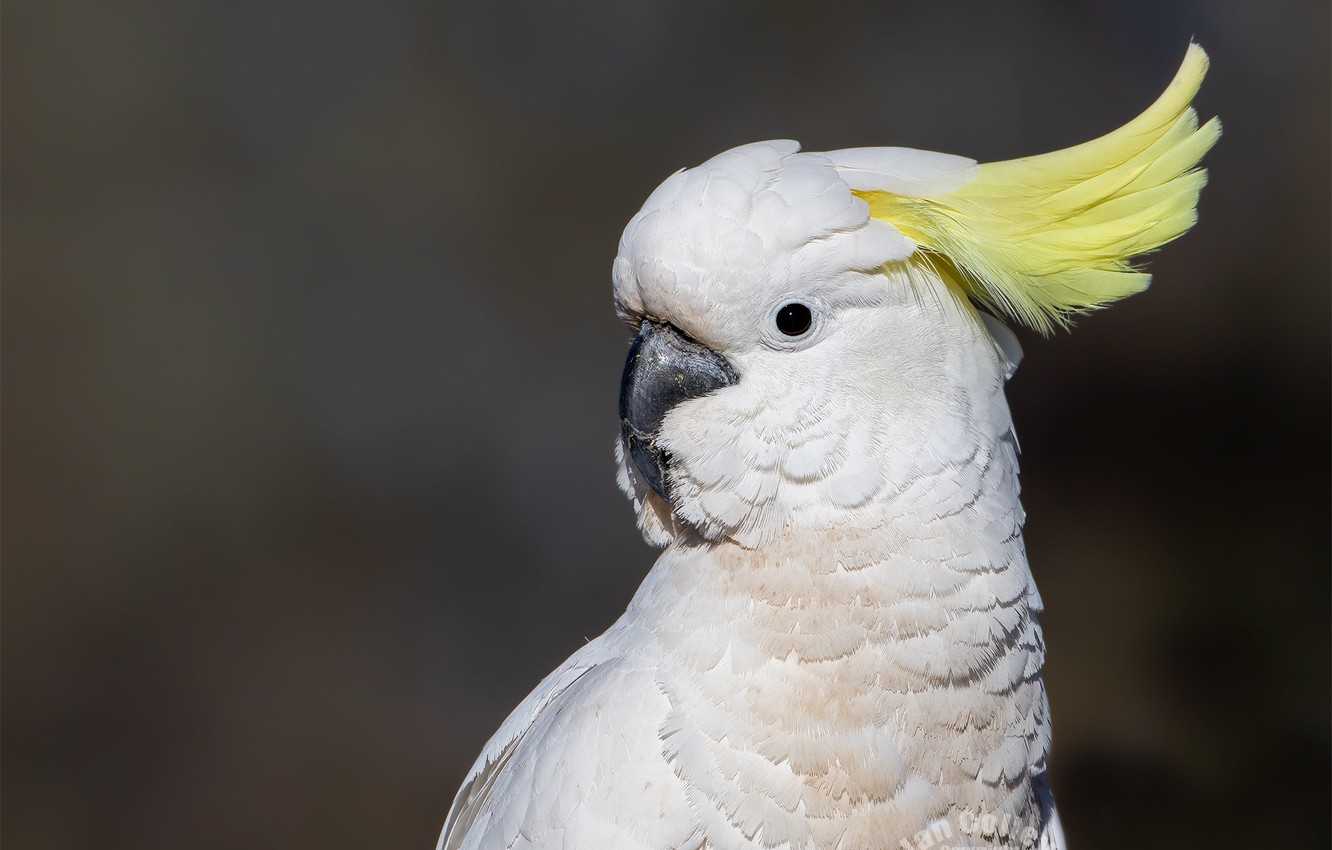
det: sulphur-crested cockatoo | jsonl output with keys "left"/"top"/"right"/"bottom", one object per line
{"left": 439, "top": 45, "right": 1218, "bottom": 850}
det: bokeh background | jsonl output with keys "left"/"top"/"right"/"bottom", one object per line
{"left": 5, "top": 1, "right": 1328, "bottom": 847}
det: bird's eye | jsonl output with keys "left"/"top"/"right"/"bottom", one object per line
{"left": 774, "top": 302, "right": 813, "bottom": 337}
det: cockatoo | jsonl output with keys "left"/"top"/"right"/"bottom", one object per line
{"left": 439, "top": 45, "right": 1218, "bottom": 850}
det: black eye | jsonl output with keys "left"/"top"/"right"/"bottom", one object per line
{"left": 774, "top": 302, "right": 813, "bottom": 337}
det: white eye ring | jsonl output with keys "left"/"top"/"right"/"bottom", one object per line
{"left": 761, "top": 297, "right": 827, "bottom": 351}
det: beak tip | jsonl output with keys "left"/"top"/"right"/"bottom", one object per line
{"left": 623, "top": 432, "right": 669, "bottom": 501}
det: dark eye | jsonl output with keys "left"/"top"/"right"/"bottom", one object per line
{"left": 774, "top": 302, "right": 813, "bottom": 337}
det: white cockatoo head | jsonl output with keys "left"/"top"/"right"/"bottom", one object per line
{"left": 613, "top": 46, "right": 1218, "bottom": 548}
{"left": 613, "top": 141, "right": 1017, "bottom": 548}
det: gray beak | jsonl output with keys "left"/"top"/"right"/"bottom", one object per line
{"left": 619, "top": 321, "right": 738, "bottom": 501}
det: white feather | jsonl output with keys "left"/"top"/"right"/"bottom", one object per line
{"left": 818, "top": 146, "right": 978, "bottom": 197}
{"left": 442, "top": 137, "right": 1067, "bottom": 850}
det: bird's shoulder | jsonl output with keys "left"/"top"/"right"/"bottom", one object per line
{"left": 437, "top": 625, "right": 677, "bottom": 850}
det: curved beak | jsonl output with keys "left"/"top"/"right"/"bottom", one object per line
{"left": 618, "top": 321, "right": 738, "bottom": 501}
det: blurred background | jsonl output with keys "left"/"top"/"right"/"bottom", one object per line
{"left": 4, "top": 1, "right": 1328, "bottom": 847}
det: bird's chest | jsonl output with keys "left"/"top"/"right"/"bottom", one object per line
{"left": 642, "top": 550, "right": 1039, "bottom": 849}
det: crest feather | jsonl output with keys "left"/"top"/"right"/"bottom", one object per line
{"left": 856, "top": 43, "right": 1220, "bottom": 333}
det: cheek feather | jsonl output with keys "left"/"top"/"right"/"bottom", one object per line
{"left": 821, "top": 420, "right": 888, "bottom": 510}
{"left": 781, "top": 428, "right": 847, "bottom": 482}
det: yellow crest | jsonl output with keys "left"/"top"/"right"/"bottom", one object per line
{"left": 859, "top": 44, "right": 1220, "bottom": 333}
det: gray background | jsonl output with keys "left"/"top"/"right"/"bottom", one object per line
{"left": 5, "top": 1, "right": 1328, "bottom": 847}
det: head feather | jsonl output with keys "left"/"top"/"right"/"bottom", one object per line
{"left": 849, "top": 43, "right": 1221, "bottom": 333}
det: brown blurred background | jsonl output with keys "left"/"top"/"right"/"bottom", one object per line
{"left": 4, "top": 1, "right": 1328, "bottom": 847}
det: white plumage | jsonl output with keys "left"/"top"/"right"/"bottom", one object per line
{"left": 439, "top": 48, "right": 1216, "bottom": 849}
{"left": 442, "top": 141, "right": 1054, "bottom": 850}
